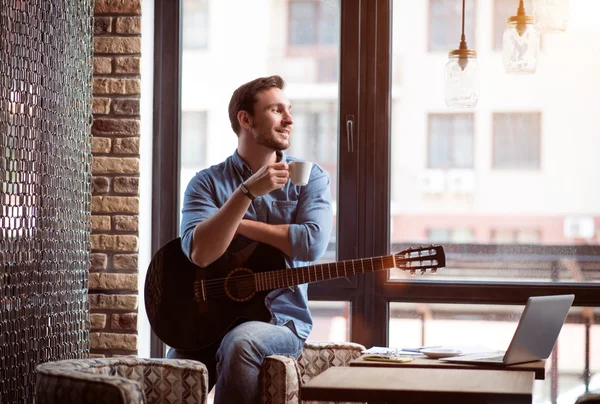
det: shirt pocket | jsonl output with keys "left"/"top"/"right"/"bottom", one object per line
{"left": 269, "top": 200, "right": 298, "bottom": 225}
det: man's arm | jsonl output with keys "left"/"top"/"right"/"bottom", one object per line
{"left": 236, "top": 220, "right": 292, "bottom": 257}
{"left": 237, "top": 165, "right": 333, "bottom": 262}
{"left": 187, "top": 162, "right": 290, "bottom": 267}
{"left": 190, "top": 188, "right": 251, "bottom": 267}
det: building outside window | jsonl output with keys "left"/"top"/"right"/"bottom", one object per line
{"left": 180, "top": 111, "right": 207, "bottom": 169}
{"left": 288, "top": 0, "right": 339, "bottom": 83}
{"left": 428, "top": 114, "right": 474, "bottom": 169}
{"left": 491, "top": 228, "right": 541, "bottom": 244}
{"left": 493, "top": 112, "right": 541, "bottom": 169}
{"left": 182, "top": 0, "right": 209, "bottom": 49}
{"left": 427, "top": 228, "right": 474, "bottom": 243}
{"left": 289, "top": 0, "right": 337, "bottom": 46}
{"left": 429, "top": 0, "right": 476, "bottom": 52}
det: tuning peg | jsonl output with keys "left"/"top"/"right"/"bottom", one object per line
{"left": 431, "top": 268, "right": 437, "bottom": 274}
{"left": 409, "top": 270, "right": 416, "bottom": 275}
{"left": 420, "top": 269, "right": 426, "bottom": 275}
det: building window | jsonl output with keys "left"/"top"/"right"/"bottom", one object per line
{"left": 493, "top": 112, "right": 541, "bottom": 169}
{"left": 289, "top": 101, "right": 337, "bottom": 166}
{"left": 183, "top": 0, "right": 209, "bottom": 49}
{"left": 429, "top": 0, "right": 476, "bottom": 52}
{"left": 181, "top": 111, "right": 207, "bottom": 168}
{"left": 427, "top": 228, "right": 474, "bottom": 243}
{"left": 491, "top": 229, "right": 541, "bottom": 244}
{"left": 317, "top": 55, "right": 338, "bottom": 83}
{"left": 289, "top": 0, "right": 337, "bottom": 46}
{"left": 493, "top": 0, "right": 533, "bottom": 50}
{"left": 428, "top": 114, "right": 474, "bottom": 169}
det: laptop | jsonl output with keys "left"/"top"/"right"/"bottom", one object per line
{"left": 439, "top": 294, "right": 574, "bottom": 366}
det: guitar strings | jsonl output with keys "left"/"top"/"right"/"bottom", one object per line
{"left": 198, "top": 257, "right": 435, "bottom": 298}
{"left": 199, "top": 257, "right": 396, "bottom": 289}
{"left": 199, "top": 260, "right": 376, "bottom": 298}
{"left": 198, "top": 253, "right": 435, "bottom": 290}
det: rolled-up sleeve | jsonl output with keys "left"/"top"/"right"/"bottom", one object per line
{"left": 288, "top": 165, "right": 333, "bottom": 262}
{"left": 180, "top": 173, "right": 219, "bottom": 260}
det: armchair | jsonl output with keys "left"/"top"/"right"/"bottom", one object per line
{"left": 35, "top": 357, "right": 209, "bottom": 404}
{"left": 260, "top": 341, "right": 366, "bottom": 404}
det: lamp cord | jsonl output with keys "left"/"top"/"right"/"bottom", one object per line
{"left": 461, "top": 0, "right": 466, "bottom": 41}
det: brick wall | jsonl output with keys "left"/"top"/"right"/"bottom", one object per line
{"left": 90, "top": 0, "right": 142, "bottom": 357}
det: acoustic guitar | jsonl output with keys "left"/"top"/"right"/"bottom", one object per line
{"left": 145, "top": 236, "right": 445, "bottom": 351}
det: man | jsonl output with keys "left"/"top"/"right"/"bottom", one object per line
{"left": 169, "top": 75, "right": 333, "bottom": 404}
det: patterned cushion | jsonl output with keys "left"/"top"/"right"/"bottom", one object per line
{"left": 35, "top": 358, "right": 208, "bottom": 404}
{"left": 260, "top": 341, "right": 366, "bottom": 404}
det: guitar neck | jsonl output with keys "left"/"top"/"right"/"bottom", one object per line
{"left": 254, "top": 255, "right": 396, "bottom": 292}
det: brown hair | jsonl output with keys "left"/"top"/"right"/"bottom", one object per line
{"left": 228, "top": 75, "right": 285, "bottom": 135}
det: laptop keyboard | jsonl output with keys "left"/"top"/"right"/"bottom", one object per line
{"left": 469, "top": 355, "right": 505, "bottom": 362}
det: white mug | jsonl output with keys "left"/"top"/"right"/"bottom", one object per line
{"left": 289, "top": 161, "right": 313, "bottom": 186}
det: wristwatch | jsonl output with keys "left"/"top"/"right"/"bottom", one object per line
{"left": 239, "top": 182, "right": 255, "bottom": 201}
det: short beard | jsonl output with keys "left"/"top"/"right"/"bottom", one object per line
{"left": 253, "top": 128, "right": 289, "bottom": 151}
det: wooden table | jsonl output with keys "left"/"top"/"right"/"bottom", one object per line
{"left": 301, "top": 366, "right": 534, "bottom": 404}
{"left": 351, "top": 355, "right": 547, "bottom": 380}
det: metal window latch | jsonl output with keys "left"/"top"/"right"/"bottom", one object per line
{"left": 346, "top": 114, "right": 355, "bottom": 153}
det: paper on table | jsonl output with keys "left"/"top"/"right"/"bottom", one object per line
{"left": 362, "top": 344, "right": 499, "bottom": 357}
{"left": 363, "top": 354, "right": 414, "bottom": 363}
{"left": 361, "top": 346, "right": 425, "bottom": 357}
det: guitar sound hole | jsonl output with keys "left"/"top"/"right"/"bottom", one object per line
{"left": 225, "top": 268, "right": 256, "bottom": 302}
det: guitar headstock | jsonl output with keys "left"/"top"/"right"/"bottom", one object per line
{"left": 394, "top": 245, "right": 445, "bottom": 275}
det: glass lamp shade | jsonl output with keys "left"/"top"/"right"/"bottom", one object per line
{"left": 503, "top": 20, "right": 540, "bottom": 74}
{"left": 444, "top": 53, "right": 479, "bottom": 108}
{"left": 533, "top": 0, "right": 569, "bottom": 33}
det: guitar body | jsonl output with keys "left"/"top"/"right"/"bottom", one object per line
{"left": 145, "top": 236, "right": 287, "bottom": 351}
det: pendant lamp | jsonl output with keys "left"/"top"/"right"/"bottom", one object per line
{"left": 503, "top": 0, "right": 540, "bottom": 74}
{"left": 444, "top": 0, "right": 479, "bottom": 108}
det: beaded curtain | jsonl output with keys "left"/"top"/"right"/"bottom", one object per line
{"left": 0, "top": 0, "right": 93, "bottom": 401}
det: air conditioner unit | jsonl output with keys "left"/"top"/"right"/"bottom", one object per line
{"left": 447, "top": 169, "right": 475, "bottom": 193}
{"left": 563, "top": 216, "right": 595, "bottom": 239}
{"left": 418, "top": 170, "right": 445, "bottom": 194}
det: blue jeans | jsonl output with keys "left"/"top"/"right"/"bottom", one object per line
{"left": 167, "top": 321, "right": 305, "bottom": 404}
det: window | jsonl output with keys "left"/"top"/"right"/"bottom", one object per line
{"left": 429, "top": 0, "right": 476, "bottom": 52}
{"left": 182, "top": 0, "right": 208, "bottom": 49}
{"left": 180, "top": 111, "right": 207, "bottom": 169}
{"left": 491, "top": 228, "right": 541, "bottom": 244}
{"left": 493, "top": 0, "right": 533, "bottom": 50}
{"left": 287, "top": 1, "right": 339, "bottom": 83}
{"left": 427, "top": 228, "right": 474, "bottom": 243}
{"left": 493, "top": 112, "right": 541, "bottom": 169}
{"left": 155, "top": 3, "right": 600, "bottom": 401}
{"left": 288, "top": 101, "right": 338, "bottom": 201}
{"left": 289, "top": 0, "right": 337, "bottom": 46}
{"left": 288, "top": 102, "right": 337, "bottom": 166}
{"left": 428, "top": 114, "right": 474, "bottom": 169}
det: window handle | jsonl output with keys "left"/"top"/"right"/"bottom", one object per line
{"left": 346, "top": 114, "right": 355, "bottom": 153}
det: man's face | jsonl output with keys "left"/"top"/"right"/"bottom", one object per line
{"left": 248, "top": 87, "right": 293, "bottom": 151}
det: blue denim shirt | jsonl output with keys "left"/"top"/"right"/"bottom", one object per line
{"left": 180, "top": 150, "right": 333, "bottom": 340}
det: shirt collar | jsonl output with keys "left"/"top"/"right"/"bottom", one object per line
{"left": 232, "top": 149, "right": 286, "bottom": 176}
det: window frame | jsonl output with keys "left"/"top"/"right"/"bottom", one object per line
{"left": 152, "top": 0, "right": 600, "bottom": 356}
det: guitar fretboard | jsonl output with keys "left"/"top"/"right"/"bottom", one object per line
{"left": 254, "top": 255, "right": 396, "bottom": 292}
